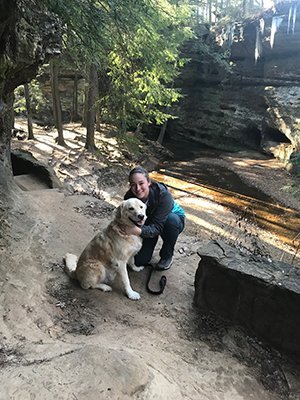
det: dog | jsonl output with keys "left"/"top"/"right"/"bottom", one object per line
{"left": 64, "top": 198, "right": 147, "bottom": 300}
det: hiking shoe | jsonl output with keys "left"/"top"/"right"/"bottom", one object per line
{"left": 155, "top": 257, "right": 173, "bottom": 271}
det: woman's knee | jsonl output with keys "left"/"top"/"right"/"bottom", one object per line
{"left": 165, "top": 213, "right": 184, "bottom": 232}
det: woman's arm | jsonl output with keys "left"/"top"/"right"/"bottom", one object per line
{"left": 140, "top": 190, "right": 173, "bottom": 238}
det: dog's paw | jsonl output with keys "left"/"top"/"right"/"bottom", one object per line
{"left": 130, "top": 265, "right": 144, "bottom": 272}
{"left": 127, "top": 290, "right": 140, "bottom": 300}
{"left": 95, "top": 283, "right": 112, "bottom": 292}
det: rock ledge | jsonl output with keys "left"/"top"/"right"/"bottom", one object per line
{"left": 195, "top": 240, "right": 300, "bottom": 357}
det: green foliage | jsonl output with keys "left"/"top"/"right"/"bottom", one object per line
{"left": 14, "top": 86, "right": 26, "bottom": 114}
{"left": 34, "top": 0, "right": 233, "bottom": 133}
{"left": 101, "top": 1, "right": 193, "bottom": 130}
{"left": 39, "top": 0, "right": 193, "bottom": 131}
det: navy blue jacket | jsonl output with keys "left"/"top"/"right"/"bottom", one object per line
{"left": 124, "top": 182, "right": 174, "bottom": 239}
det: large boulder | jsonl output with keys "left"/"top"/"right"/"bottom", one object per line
{"left": 195, "top": 240, "right": 300, "bottom": 357}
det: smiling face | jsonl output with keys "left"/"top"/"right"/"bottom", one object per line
{"left": 129, "top": 172, "right": 151, "bottom": 201}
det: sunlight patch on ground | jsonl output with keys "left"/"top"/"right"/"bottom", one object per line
{"left": 65, "top": 141, "right": 82, "bottom": 149}
{"left": 224, "top": 155, "right": 283, "bottom": 170}
{"left": 61, "top": 129, "right": 78, "bottom": 140}
{"left": 35, "top": 134, "right": 54, "bottom": 145}
{"left": 151, "top": 171, "right": 300, "bottom": 257}
{"left": 185, "top": 202, "right": 298, "bottom": 262}
{"left": 187, "top": 208, "right": 298, "bottom": 262}
{"left": 232, "top": 160, "right": 281, "bottom": 169}
{"left": 185, "top": 211, "right": 228, "bottom": 236}
{"left": 13, "top": 119, "right": 125, "bottom": 170}
{"left": 178, "top": 194, "right": 225, "bottom": 215}
{"left": 34, "top": 142, "right": 54, "bottom": 153}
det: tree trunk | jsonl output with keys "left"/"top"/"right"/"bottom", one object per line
{"left": 135, "top": 123, "right": 143, "bottom": 135}
{"left": 120, "top": 112, "right": 127, "bottom": 134}
{"left": 71, "top": 71, "right": 78, "bottom": 122}
{"left": 24, "top": 83, "right": 34, "bottom": 140}
{"left": 95, "top": 108, "right": 101, "bottom": 132}
{"left": 85, "top": 63, "right": 98, "bottom": 151}
{"left": 82, "top": 75, "right": 89, "bottom": 127}
{"left": 95, "top": 76, "right": 101, "bottom": 132}
{"left": 50, "top": 59, "right": 65, "bottom": 146}
{"left": 157, "top": 120, "right": 168, "bottom": 145}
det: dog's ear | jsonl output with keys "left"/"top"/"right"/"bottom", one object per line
{"left": 114, "top": 202, "right": 124, "bottom": 220}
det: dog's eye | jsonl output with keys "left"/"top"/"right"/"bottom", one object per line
{"left": 129, "top": 207, "right": 134, "bottom": 210}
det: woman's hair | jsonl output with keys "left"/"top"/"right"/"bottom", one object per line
{"left": 129, "top": 166, "right": 150, "bottom": 182}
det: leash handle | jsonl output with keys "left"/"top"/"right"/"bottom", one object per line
{"left": 146, "top": 266, "right": 167, "bottom": 295}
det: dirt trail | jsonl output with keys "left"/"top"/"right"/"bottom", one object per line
{"left": 0, "top": 180, "right": 299, "bottom": 399}
{"left": 2, "top": 123, "right": 300, "bottom": 399}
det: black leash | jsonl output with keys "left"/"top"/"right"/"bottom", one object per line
{"left": 146, "top": 266, "right": 167, "bottom": 295}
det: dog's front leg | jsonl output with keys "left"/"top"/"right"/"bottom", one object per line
{"left": 118, "top": 261, "right": 140, "bottom": 300}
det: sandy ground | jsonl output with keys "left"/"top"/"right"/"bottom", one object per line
{"left": 1, "top": 121, "right": 300, "bottom": 399}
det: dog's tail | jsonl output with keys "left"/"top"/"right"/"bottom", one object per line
{"left": 64, "top": 253, "right": 78, "bottom": 280}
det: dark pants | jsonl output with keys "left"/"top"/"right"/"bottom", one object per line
{"left": 135, "top": 213, "right": 185, "bottom": 266}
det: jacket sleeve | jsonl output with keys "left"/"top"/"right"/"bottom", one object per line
{"left": 140, "top": 190, "right": 173, "bottom": 239}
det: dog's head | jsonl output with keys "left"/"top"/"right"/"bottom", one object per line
{"left": 115, "top": 198, "right": 147, "bottom": 227}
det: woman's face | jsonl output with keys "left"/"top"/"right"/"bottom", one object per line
{"left": 129, "top": 173, "right": 150, "bottom": 201}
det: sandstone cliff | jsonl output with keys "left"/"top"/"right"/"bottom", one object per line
{"left": 169, "top": 1, "right": 300, "bottom": 173}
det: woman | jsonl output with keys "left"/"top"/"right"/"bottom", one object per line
{"left": 123, "top": 166, "right": 185, "bottom": 270}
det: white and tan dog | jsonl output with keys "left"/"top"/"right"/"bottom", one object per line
{"left": 64, "top": 198, "right": 146, "bottom": 300}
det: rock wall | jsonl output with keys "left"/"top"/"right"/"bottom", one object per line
{"left": 0, "top": 0, "right": 61, "bottom": 193}
{"left": 169, "top": 2, "right": 300, "bottom": 172}
{"left": 36, "top": 70, "right": 85, "bottom": 124}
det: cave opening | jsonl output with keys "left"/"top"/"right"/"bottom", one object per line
{"left": 242, "top": 126, "right": 262, "bottom": 149}
{"left": 263, "top": 127, "right": 291, "bottom": 144}
{"left": 11, "top": 151, "right": 53, "bottom": 190}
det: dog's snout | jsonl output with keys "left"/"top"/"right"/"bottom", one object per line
{"left": 137, "top": 214, "right": 144, "bottom": 221}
